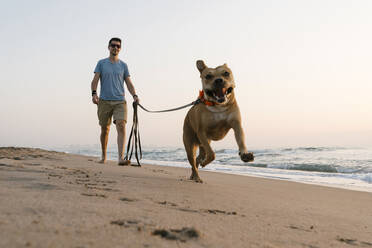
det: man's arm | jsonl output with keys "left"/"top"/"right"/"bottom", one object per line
{"left": 124, "top": 76, "right": 139, "bottom": 102}
{"left": 91, "top": 72, "right": 100, "bottom": 104}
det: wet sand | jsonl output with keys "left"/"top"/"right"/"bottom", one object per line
{"left": 0, "top": 147, "right": 371, "bottom": 248}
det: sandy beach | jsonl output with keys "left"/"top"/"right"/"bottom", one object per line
{"left": 0, "top": 147, "right": 371, "bottom": 248}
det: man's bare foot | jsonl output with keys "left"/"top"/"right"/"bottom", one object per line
{"left": 118, "top": 159, "right": 131, "bottom": 166}
{"left": 98, "top": 158, "right": 106, "bottom": 164}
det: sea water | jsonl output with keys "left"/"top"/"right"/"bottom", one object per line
{"left": 53, "top": 145, "right": 372, "bottom": 193}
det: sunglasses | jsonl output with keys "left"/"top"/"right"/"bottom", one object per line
{"left": 110, "top": 44, "right": 121, "bottom": 48}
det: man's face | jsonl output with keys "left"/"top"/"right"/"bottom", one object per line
{"left": 109, "top": 41, "right": 121, "bottom": 56}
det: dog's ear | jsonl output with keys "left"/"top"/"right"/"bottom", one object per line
{"left": 196, "top": 60, "right": 207, "bottom": 73}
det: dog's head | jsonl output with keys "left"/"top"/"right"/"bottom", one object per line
{"left": 196, "top": 60, "right": 235, "bottom": 105}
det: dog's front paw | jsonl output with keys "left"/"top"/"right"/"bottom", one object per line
{"left": 200, "top": 159, "right": 208, "bottom": 168}
{"left": 200, "top": 153, "right": 215, "bottom": 167}
{"left": 239, "top": 152, "right": 254, "bottom": 162}
{"left": 196, "top": 155, "right": 204, "bottom": 167}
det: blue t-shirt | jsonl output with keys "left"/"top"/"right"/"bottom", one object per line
{"left": 94, "top": 58, "right": 130, "bottom": 101}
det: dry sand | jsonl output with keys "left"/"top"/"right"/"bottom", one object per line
{"left": 0, "top": 147, "right": 371, "bottom": 248}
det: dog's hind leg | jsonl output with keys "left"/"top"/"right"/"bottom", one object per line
{"left": 197, "top": 142, "right": 212, "bottom": 168}
{"left": 196, "top": 146, "right": 205, "bottom": 168}
{"left": 197, "top": 135, "right": 215, "bottom": 167}
{"left": 183, "top": 134, "right": 203, "bottom": 183}
{"left": 186, "top": 145, "right": 203, "bottom": 183}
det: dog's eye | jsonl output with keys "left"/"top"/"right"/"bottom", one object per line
{"left": 223, "top": 71, "right": 230, "bottom": 77}
{"left": 205, "top": 74, "right": 213, "bottom": 80}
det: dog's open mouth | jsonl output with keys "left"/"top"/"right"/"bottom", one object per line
{"left": 205, "top": 87, "right": 233, "bottom": 104}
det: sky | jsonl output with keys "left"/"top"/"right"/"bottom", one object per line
{"left": 1, "top": 0, "right": 372, "bottom": 149}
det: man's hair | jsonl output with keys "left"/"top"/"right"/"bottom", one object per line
{"left": 109, "top": 37, "right": 121, "bottom": 46}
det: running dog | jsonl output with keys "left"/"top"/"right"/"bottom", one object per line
{"left": 183, "top": 60, "right": 254, "bottom": 182}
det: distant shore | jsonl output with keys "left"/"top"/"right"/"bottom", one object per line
{"left": 1, "top": 147, "right": 371, "bottom": 248}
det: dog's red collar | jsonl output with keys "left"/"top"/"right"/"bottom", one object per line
{"left": 198, "top": 90, "right": 215, "bottom": 106}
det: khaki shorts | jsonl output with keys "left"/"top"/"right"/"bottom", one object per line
{"left": 97, "top": 100, "right": 127, "bottom": 126}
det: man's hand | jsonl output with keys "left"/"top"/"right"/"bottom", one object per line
{"left": 92, "top": 95, "right": 99, "bottom": 104}
{"left": 133, "top": 94, "right": 139, "bottom": 103}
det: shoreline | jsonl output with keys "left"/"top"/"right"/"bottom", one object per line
{"left": 52, "top": 145, "right": 372, "bottom": 194}
{"left": 1, "top": 147, "right": 371, "bottom": 247}
{"left": 140, "top": 158, "right": 372, "bottom": 194}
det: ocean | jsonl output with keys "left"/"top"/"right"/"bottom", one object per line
{"left": 52, "top": 145, "right": 372, "bottom": 193}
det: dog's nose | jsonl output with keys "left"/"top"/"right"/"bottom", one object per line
{"left": 214, "top": 78, "right": 224, "bottom": 86}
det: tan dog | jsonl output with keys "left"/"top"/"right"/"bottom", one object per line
{"left": 183, "top": 60, "right": 254, "bottom": 182}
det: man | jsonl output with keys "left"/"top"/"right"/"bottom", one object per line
{"left": 91, "top": 37, "right": 139, "bottom": 165}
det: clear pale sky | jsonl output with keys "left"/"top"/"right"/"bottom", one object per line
{"left": 1, "top": 0, "right": 371, "bottom": 149}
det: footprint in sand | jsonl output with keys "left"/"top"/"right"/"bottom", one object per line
{"left": 110, "top": 219, "right": 155, "bottom": 232}
{"left": 288, "top": 225, "right": 314, "bottom": 232}
{"left": 337, "top": 237, "right": 372, "bottom": 247}
{"left": 157, "top": 201, "right": 178, "bottom": 207}
{"left": 25, "top": 163, "right": 42, "bottom": 166}
{"left": 152, "top": 227, "right": 200, "bottom": 242}
{"left": 119, "top": 197, "right": 137, "bottom": 202}
{"left": 110, "top": 219, "right": 199, "bottom": 243}
{"left": 111, "top": 219, "right": 139, "bottom": 227}
{"left": 48, "top": 173, "right": 63, "bottom": 179}
{"left": 0, "top": 163, "right": 12, "bottom": 168}
{"left": 204, "top": 209, "right": 237, "bottom": 215}
{"left": 155, "top": 199, "right": 240, "bottom": 216}
{"left": 85, "top": 186, "right": 120, "bottom": 192}
{"left": 81, "top": 192, "right": 107, "bottom": 198}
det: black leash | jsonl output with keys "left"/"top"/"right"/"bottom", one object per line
{"left": 124, "top": 99, "right": 201, "bottom": 166}
{"left": 137, "top": 99, "right": 200, "bottom": 113}
{"left": 124, "top": 101, "right": 142, "bottom": 166}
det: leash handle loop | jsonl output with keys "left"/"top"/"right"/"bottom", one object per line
{"left": 124, "top": 101, "right": 142, "bottom": 166}
{"left": 125, "top": 99, "right": 200, "bottom": 166}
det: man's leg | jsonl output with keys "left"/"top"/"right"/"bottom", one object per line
{"left": 99, "top": 125, "right": 110, "bottom": 163}
{"left": 116, "top": 120, "right": 130, "bottom": 165}
{"left": 97, "top": 100, "right": 112, "bottom": 164}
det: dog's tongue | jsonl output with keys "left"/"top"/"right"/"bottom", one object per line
{"left": 215, "top": 88, "right": 227, "bottom": 98}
